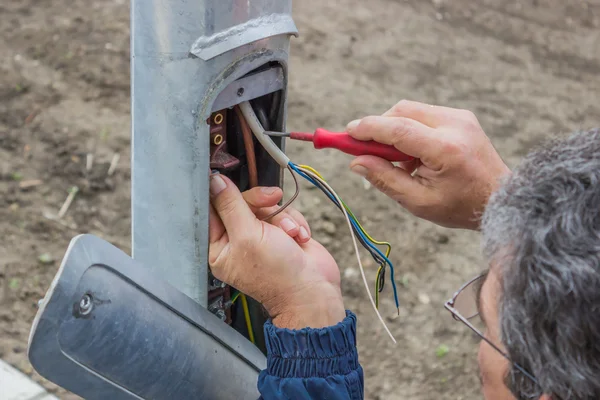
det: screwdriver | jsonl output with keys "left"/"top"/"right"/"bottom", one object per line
{"left": 264, "top": 129, "right": 414, "bottom": 162}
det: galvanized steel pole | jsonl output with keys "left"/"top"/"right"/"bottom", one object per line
{"left": 131, "top": 1, "right": 296, "bottom": 305}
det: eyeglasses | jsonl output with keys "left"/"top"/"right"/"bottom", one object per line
{"left": 444, "top": 274, "right": 538, "bottom": 384}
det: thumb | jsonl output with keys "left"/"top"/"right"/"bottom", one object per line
{"left": 350, "top": 155, "right": 425, "bottom": 205}
{"left": 209, "top": 174, "right": 260, "bottom": 240}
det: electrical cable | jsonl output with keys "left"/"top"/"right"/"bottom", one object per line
{"left": 375, "top": 266, "right": 384, "bottom": 309}
{"left": 290, "top": 163, "right": 400, "bottom": 312}
{"left": 292, "top": 165, "right": 386, "bottom": 266}
{"left": 240, "top": 101, "right": 289, "bottom": 167}
{"left": 240, "top": 100, "right": 399, "bottom": 342}
{"left": 237, "top": 105, "right": 261, "bottom": 345}
{"left": 260, "top": 165, "right": 299, "bottom": 221}
{"left": 231, "top": 291, "right": 241, "bottom": 304}
{"left": 240, "top": 100, "right": 299, "bottom": 221}
{"left": 235, "top": 105, "right": 258, "bottom": 188}
{"left": 269, "top": 91, "right": 281, "bottom": 123}
{"left": 254, "top": 104, "right": 271, "bottom": 131}
{"left": 292, "top": 166, "right": 393, "bottom": 309}
{"left": 240, "top": 293, "right": 255, "bottom": 344}
{"left": 289, "top": 165, "right": 392, "bottom": 306}
{"left": 291, "top": 163, "right": 397, "bottom": 343}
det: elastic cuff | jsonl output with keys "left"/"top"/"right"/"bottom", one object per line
{"left": 264, "top": 310, "right": 358, "bottom": 378}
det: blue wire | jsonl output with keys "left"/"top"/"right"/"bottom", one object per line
{"left": 288, "top": 162, "right": 400, "bottom": 309}
{"left": 349, "top": 218, "right": 400, "bottom": 308}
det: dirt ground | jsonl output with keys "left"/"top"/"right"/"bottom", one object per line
{"left": 1, "top": 0, "right": 599, "bottom": 399}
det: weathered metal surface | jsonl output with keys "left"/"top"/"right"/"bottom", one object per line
{"left": 28, "top": 235, "right": 266, "bottom": 400}
{"left": 191, "top": 13, "right": 298, "bottom": 61}
{"left": 131, "top": 0, "right": 294, "bottom": 305}
{"left": 211, "top": 66, "right": 284, "bottom": 112}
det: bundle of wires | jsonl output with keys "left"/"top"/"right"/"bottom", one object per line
{"left": 288, "top": 163, "right": 400, "bottom": 312}
{"left": 238, "top": 101, "right": 400, "bottom": 343}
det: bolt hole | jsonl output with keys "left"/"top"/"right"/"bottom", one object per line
{"left": 213, "top": 113, "right": 224, "bottom": 125}
{"left": 213, "top": 134, "right": 224, "bottom": 145}
{"left": 237, "top": 87, "right": 245, "bottom": 97}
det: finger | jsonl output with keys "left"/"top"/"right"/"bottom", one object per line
{"left": 286, "top": 207, "right": 311, "bottom": 244}
{"left": 347, "top": 116, "right": 441, "bottom": 165}
{"left": 242, "top": 187, "right": 284, "bottom": 211}
{"left": 270, "top": 211, "right": 300, "bottom": 237}
{"left": 255, "top": 206, "right": 311, "bottom": 243}
{"left": 381, "top": 99, "right": 464, "bottom": 127}
{"left": 350, "top": 155, "right": 427, "bottom": 205}
{"left": 209, "top": 174, "right": 260, "bottom": 239}
{"left": 396, "top": 158, "right": 422, "bottom": 174}
{"left": 209, "top": 203, "right": 226, "bottom": 244}
{"left": 208, "top": 203, "right": 230, "bottom": 266}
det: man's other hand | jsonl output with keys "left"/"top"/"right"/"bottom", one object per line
{"left": 208, "top": 174, "right": 346, "bottom": 329}
{"left": 347, "top": 100, "right": 511, "bottom": 230}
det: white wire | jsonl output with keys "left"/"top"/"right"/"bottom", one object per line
{"left": 297, "top": 166, "right": 397, "bottom": 343}
{"left": 239, "top": 101, "right": 290, "bottom": 167}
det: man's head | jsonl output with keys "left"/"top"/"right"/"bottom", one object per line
{"left": 479, "top": 129, "right": 600, "bottom": 400}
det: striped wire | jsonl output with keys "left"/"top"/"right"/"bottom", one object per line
{"left": 290, "top": 163, "right": 400, "bottom": 312}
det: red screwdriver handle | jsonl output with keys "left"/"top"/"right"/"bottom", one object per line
{"left": 310, "top": 128, "right": 414, "bottom": 162}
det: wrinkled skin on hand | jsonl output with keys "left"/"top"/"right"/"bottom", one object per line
{"left": 347, "top": 100, "right": 511, "bottom": 230}
{"left": 208, "top": 175, "right": 345, "bottom": 329}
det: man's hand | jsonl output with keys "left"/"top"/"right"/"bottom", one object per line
{"left": 208, "top": 174, "right": 345, "bottom": 329}
{"left": 347, "top": 100, "right": 511, "bottom": 230}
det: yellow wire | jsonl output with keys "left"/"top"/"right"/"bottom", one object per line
{"left": 240, "top": 294, "right": 255, "bottom": 344}
{"left": 298, "top": 164, "right": 324, "bottom": 179}
{"left": 375, "top": 265, "right": 383, "bottom": 308}
{"left": 299, "top": 164, "right": 392, "bottom": 309}
{"left": 300, "top": 165, "right": 391, "bottom": 255}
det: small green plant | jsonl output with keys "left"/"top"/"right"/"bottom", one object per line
{"left": 436, "top": 344, "right": 450, "bottom": 358}
{"left": 9, "top": 278, "right": 20, "bottom": 289}
{"left": 400, "top": 274, "right": 409, "bottom": 288}
{"left": 38, "top": 253, "right": 54, "bottom": 264}
{"left": 99, "top": 127, "right": 110, "bottom": 141}
{"left": 10, "top": 172, "right": 23, "bottom": 181}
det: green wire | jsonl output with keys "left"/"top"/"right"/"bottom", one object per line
{"left": 231, "top": 291, "right": 241, "bottom": 304}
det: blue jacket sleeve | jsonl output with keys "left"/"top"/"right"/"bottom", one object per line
{"left": 257, "top": 311, "right": 363, "bottom": 400}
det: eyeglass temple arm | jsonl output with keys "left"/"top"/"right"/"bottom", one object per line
{"left": 444, "top": 302, "right": 538, "bottom": 384}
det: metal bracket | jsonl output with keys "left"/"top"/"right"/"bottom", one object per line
{"left": 191, "top": 14, "right": 298, "bottom": 61}
{"left": 211, "top": 66, "right": 284, "bottom": 112}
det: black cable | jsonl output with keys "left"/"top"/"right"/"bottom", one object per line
{"left": 269, "top": 91, "right": 282, "bottom": 124}
{"left": 254, "top": 104, "right": 270, "bottom": 131}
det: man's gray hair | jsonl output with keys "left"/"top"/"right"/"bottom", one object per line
{"left": 481, "top": 129, "right": 600, "bottom": 400}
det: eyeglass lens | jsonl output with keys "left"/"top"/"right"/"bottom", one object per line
{"left": 453, "top": 276, "right": 485, "bottom": 332}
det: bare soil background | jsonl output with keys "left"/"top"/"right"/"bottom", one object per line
{"left": 1, "top": 1, "right": 599, "bottom": 399}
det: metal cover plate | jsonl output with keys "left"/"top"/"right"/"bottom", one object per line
{"left": 28, "top": 234, "right": 265, "bottom": 400}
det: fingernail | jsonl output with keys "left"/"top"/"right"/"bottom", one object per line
{"left": 299, "top": 226, "right": 310, "bottom": 241}
{"left": 351, "top": 165, "right": 368, "bottom": 177}
{"left": 280, "top": 217, "right": 297, "bottom": 233}
{"left": 346, "top": 119, "right": 361, "bottom": 132}
{"left": 210, "top": 174, "right": 227, "bottom": 196}
{"left": 261, "top": 187, "right": 278, "bottom": 195}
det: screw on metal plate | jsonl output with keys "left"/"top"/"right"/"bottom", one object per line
{"left": 237, "top": 87, "right": 245, "bottom": 97}
{"left": 215, "top": 310, "right": 226, "bottom": 321}
{"left": 79, "top": 294, "right": 94, "bottom": 315}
